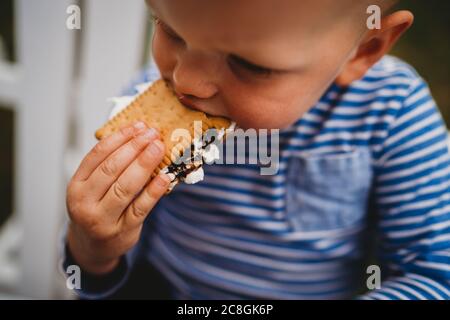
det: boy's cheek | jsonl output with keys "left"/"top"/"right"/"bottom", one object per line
{"left": 237, "top": 83, "right": 318, "bottom": 128}
{"left": 226, "top": 96, "right": 307, "bottom": 130}
{"left": 152, "top": 33, "right": 177, "bottom": 78}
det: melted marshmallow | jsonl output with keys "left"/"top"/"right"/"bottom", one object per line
{"left": 202, "top": 144, "right": 220, "bottom": 164}
{"left": 184, "top": 167, "right": 205, "bottom": 184}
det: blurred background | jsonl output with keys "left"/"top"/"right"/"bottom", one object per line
{"left": 0, "top": 0, "right": 448, "bottom": 299}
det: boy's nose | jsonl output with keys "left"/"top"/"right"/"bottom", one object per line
{"left": 172, "top": 51, "right": 218, "bottom": 100}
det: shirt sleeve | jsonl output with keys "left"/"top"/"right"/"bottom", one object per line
{"left": 61, "top": 241, "right": 131, "bottom": 299}
{"left": 58, "top": 221, "right": 144, "bottom": 300}
{"left": 360, "top": 78, "right": 450, "bottom": 300}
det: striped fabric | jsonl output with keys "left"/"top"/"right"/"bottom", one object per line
{"left": 83, "top": 55, "right": 450, "bottom": 299}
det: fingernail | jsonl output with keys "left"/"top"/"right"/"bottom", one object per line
{"left": 134, "top": 121, "right": 146, "bottom": 130}
{"left": 121, "top": 126, "right": 135, "bottom": 135}
{"left": 141, "top": 128, "right": 158, "bottom": 140}
{"left": 147, "top": 139, "right": 164, "bottom": 155}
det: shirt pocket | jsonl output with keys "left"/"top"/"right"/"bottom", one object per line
{"left": 285, "top": 148, "right": 373, "bottom": 232}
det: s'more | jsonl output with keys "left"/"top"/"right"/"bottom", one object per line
{"left": 95, "top": 79, "right": 236, "bottom": 192}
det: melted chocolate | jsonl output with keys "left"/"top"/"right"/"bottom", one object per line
{"left": 166, "top": 135, "right": 218, "bottom": 181}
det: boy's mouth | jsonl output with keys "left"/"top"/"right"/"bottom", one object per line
{"left": 176, "top": 93, "right": 225, "bottom": 118}
{"left": 176, "top": 93, "right": 203, "bottom": 113}
{"left": 175, "top": 89, "right": 234, "bottom": 124}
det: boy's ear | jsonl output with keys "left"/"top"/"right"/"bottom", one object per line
{"left": 336, "top": 10, "right": 414, "bottom": 86}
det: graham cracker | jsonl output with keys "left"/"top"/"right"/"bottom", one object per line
{"left": 95, "top": 79, "right": 232, "bottom": 179}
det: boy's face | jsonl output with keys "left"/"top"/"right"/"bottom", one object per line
{"left": 148, "top": 0, "right": 368, "bottom": 129}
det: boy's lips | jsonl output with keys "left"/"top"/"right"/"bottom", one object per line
{"left": 176, "top": 93, "right": 204, "bottom": 113}
{"left": 175, "top": 91, "right": 228, "bottom": 118}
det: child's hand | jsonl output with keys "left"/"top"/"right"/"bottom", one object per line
{"left": 65, "top": 122, "right": 170, "bottom": 275}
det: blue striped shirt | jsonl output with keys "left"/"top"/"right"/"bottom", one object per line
{"left": 70, "top": 55, "right": 450, "bottom": 300}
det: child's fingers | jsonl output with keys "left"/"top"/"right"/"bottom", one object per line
{"left": 72, "top": 122, "right": 147, "bottom": 182}
{"left": 120, "top": 173, "right": 171, "bottom": 229}
{"left": 84, "top": 128, "right": 159, "bottom": 201}
{"left": 99, "top": 139, "right": 166, "bottom": 218}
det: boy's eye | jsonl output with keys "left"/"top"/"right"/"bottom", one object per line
{"left": 152, "top": 15, "right": 183, "bottom": 42}
{"left": 227, "top": 54, "right": 274, "bottom": 77}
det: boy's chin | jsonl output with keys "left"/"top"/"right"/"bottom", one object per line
{"left": 233, "top": 121, "right": 290, "bottom": 131}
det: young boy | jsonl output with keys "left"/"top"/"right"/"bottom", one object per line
{"left": 63, "top": 0, "right": 450, "bottom": 299}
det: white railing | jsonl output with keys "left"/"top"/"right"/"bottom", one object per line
{"left": 0, "top": 0, "right": 149, "bottom": 299}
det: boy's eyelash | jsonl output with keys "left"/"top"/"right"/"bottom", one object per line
{"left": 227, "top": 55, "right": 275, "bottom": 77}
{"left": 151, "top": 15, "right": 183, "bottom": 41}
{"left": 150, "top": 14, "right": 161, "bottom": 25}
